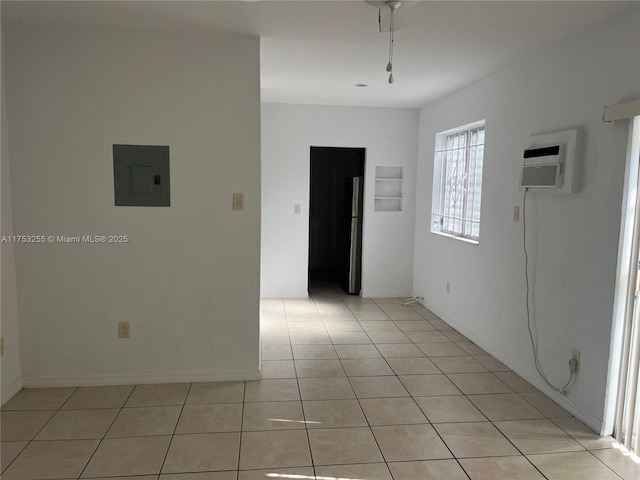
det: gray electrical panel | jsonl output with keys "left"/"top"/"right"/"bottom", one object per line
{"left": 113, "top": 144, "right": 170, "bottom": 207}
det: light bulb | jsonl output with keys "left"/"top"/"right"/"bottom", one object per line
{"left": 388, "top": 73, "right": 394, "bottom": 84}
{"left": 386, "top": 62, "right": 392, "bottom": 72}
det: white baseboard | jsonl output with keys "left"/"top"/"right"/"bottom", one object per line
{"left": 1, "top": 376, "right": 24, "bottom": 406}
{"left": 22, "top": 369, "right": 262, "bottom": 388}
{"left": 422, "top": 301, "right": 603, "bottom": 433}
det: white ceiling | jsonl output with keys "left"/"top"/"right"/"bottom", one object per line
{"left": 2, "top": 1, "right": 634, "bottom": 108}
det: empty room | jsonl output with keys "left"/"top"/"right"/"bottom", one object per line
{"left": 1, "top": 1, "right": 640, "bottom": 479}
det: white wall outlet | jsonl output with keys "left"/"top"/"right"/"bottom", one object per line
{"left": 513, "top": 206, "right": 520, "bottom": 222}
{"left": 294, "top": 204, "right": 301, "bottom": 215}
{"left": 233, "top": 193, "right": 244, "bottom": 211}
{"left": 118, "top": 322, "right": 130, "bottom": 339}
{"left": 446, "top": 281, "right": 451, "bottom": 294}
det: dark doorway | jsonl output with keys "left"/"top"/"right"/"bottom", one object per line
{"left": 309, "top": 147, "right": 365, "bottom": 294}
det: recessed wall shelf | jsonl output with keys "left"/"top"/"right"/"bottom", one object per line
{"left": 374, "top": 166, "right": 403, "bottom": 211}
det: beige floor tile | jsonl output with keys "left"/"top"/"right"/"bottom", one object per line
{"left": 187, "top": 382, "right": 245, "bottom": 404}
{"left": 495, "top": 419, "right": 584, "bottom": 454}
{"left": 386, "top": 310, "right": 424, "bottom": 320}
{"left": 329, "top": 331, "right": 373, "bottom": 344}
{"left": 428, "top": 319, "right": 453, "bottom": 330}
{"left": 399, "top": 374, "right": 462, "bottom": 396}
{"left": 238, "top": 467, "right": 314, "bottom": 479}
{"left": 291, "top": 344, "right": 337, "bottom": 360}
{"left": 389, "top": 459, "right": 469, "bottom": 480}
{"left": 552, "top": 417, "right": 616, "bottom": 450}
{"left": 176, "top": 404, "right": 243, "bottom": 433}
{"left": 297, "top": 377, "right": 355, "bottom": 400}
{"left": 1, "top": 441, "right": 27, "bottom": 472}
{"left": 373, "top": 424, "right": 452, "bottom": 461}
{"left": 242, "top": 401, "right": 305, "bottom": 431}
{"left": 83, "top": 436, "right": 170, "bottom": 477}
{"left": 447, "top": 373, "right": 513, "bottom": 394}
{"left": 294, "top": 359, "right": 346, "bottom": 378}
{"left": 261, "top": 361, "right": 297, "bottom": 379}
{"left": 37, "top": 409, "right": 119, "bottom": 440}
{"left": 262, "top": 345, "right": 293, "bottom": 360}
{"left": 316, "top": 463, "right": 392, "bottom": 479}
{"left": 359, "top": 320, "right": 401, "bottom": 332}
{"left": 417, "top": 342, "right": 468, "bottom": 356}
{"left": 470, "top": 393, "right": 545, "bottom": 421}
{"left": 591, "top": 448, "right": 640, "bottom": 480}
{"left": 494, "top": 372, "right": 538, "bottom": 393}
{"left": 334, "top": 344, "right": 382, "bottom": 359}
{"left": 309, "top": 427, "right": 383, "bottom": 465}
{"left": 126, "top": 384, "right": 190, "bottom": 407}
{"left": 394, "top": 320, "right": 436, "bottom": 331}
{"left": 261, "top": 333, "right": 291, "bottom": 345}
{"left": 360, "top": 397, "right": 428, "bottom": 425}
{"left": 350, "top": 376, "right": 410, "bottom": 398}
{"left": 407, "top": 331, "right": 450, "bottom": 343}
{"left": 92, "top": 477, "right": 158, "bottom": 480}
{"left": 386, "top": 357, "right": 440, "bottom": 374}
{"left": 62, "top": 385, "right": 135, "bottom": 409}
{"left": 353, "top": 311, "right": 390, "bottom": 321}
{"left": 528, "top": 451, "right": 622, "bottom": 480}
{"left": 520, "top": 392, "right": 571, "bottom": 418}
{"left": 367, "top": 331, "right": 412, "bottom": 344}
{"left": 460, "top": 456, "right": 546, "bottom": 480}
{"left": 244, "top": 379, "right": 300, "bottom": 402}
{"left": 342, "top": 358, "right": 394, "bottom": 376}
{"left": 442, "top": 330, "right": 470, "bottom": 342}
{"left": 473, "top": 354, "right": 510, "bottom": 371}
{"left": 287, "top": 321, "right": 325, "bottom": 332}
{"left": 1, "top": 411, "right": 55, "bottom": 441}
{"left": 431, "top": 356, "right": 488, "bottom": 373}
{"left": 302, "top": 399, "right": 367, "bottom": 428}
{"left": 457, "top": 341, "right": 488, "bottom": 356}
{"left": 376, "top": 344, "right": 426, "bottom": 358}
{"left": 162, "top": 433, "right": 240, "bottom": 473}
{"left": 435, "top": 422, "right": 519, "bottom": 458}
{"left": 323, "top": 320, "right": 362, "bottom": 331}
{"left": 2, "top": 388, "right": 76, "bottom": 411}
{"left": 107, "top": 406, "right": 181, "bottom": 437}
{"left": 239, "top": 430, "right": 311, "bottom": 469}
{"left": 379, "top": 304, "right": 414, "bottom": 312}
{"left": 161, "top": 473, "right": 236, "bottom": 480}
{"left": 3, "top": 439, "right": 98, "bottom": 480}
{"left": 289, "top": 331, "right": 331, "bottom": 345}
{"left": 415, "top": 395, "right": 487, "bottom": 423}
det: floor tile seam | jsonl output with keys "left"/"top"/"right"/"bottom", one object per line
{"left": 528, "top": 449, "right": 627, "bottom": 480}
{"left": 157, "top": 382, "right": 194, "bottom": 477}
{"left": 291, "top": 343, "right": 319, "bottom": 479}
{"left": 74, "top": 384, "right": 138, "bottom": 480}
{"left": 234, "top": 381, "right": 247, "bottom": 477}
{"left": 337, "top": 365, "right": 398, "bottom": 480}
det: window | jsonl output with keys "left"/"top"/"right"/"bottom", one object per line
{"left": 431, "top": 120, "right": 485, "bottom": 243}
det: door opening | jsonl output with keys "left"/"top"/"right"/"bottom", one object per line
{"left": 308, "top": 147, "right": 365, "bottom": 295}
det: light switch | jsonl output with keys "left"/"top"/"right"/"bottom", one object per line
{"left": 294, "top": 204, "right": 301, "bottom": 215}
{"left": 513, "top": 206, "right": 520, "bottom": 222}
{"left": 233, "top": 193, "right": 244, "bottom": 211}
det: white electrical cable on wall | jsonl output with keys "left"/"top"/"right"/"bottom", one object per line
{"left": 523, "top": 188, "right": 576, "bottom": 394}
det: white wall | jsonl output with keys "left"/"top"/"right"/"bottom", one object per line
{"left": 1, "top": 47, "right": 23, "bottom": 402}
{"left": 413, "top": 7, "right": 640, "bottom": 430}
{"left": 4, "top": 25, "right": 261, "bottom": 386}
{"left": 261, "top": 104, "right": 418, "bottom": 298}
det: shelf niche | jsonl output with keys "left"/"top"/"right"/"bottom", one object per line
{"left": 374, "top": 166, "right": 403, "bottom": 212}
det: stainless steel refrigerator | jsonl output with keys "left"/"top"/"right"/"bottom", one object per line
{"left": 343, "top": 176, "right": 364, "bottom": 295}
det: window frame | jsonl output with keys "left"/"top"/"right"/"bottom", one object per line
{"left": 431, "top": 120, "right": 486, "bottom": 244}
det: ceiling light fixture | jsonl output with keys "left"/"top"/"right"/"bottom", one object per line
{"left": 385, "top": 1, "right": 401, "bottom": 84}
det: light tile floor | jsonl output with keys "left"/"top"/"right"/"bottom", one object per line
{"left": 2, "top": 281, "right": 640, "bottom": 479}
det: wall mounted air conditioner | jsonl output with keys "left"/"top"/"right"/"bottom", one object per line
{"left": 520, "top": 129, "right": 579, "bottom": 194}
